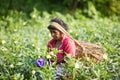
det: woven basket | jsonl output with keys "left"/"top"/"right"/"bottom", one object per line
{"left": 75, "top": 40, "right": 105, "bottom": 63}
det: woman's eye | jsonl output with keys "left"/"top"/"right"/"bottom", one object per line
{"left": 53, "top": 31, "right": 57, "bottom": 34}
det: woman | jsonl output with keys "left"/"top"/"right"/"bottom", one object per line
{"left": 47, "top": 18, "right": 76, "bottom": 64}
{"left": 47, "top": 18, "right": 76, "bottom": 79}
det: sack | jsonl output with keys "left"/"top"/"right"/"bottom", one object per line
{"left": 75, "top": 40, "right": 105, "bottom": 63}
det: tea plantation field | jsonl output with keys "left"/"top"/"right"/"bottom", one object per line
{"left": 0, "top": 10, "right": 120, "bottom": 80}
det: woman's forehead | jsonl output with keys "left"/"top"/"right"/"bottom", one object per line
{"left": 50, "top": 29, "right": 60, "bottom": 32}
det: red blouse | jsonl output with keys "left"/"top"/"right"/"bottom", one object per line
{"left": 47, "top": 35, "right": 76, "bottom": 64}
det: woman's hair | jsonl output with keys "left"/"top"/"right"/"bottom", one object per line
{"left": 48, "top": 18, "right": 68, "bottom": 31}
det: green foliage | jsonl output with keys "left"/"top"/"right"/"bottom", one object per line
{"left": 0, "top": 0, "right": 120, "bottom": 17}
{"left": 0, "top": 9, "right": 120, "bottom": 80}
{"left": 91, "top": 0, "right": 120, "bottom": 16}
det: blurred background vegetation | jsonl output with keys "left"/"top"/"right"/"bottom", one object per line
{"left": 0, "top": 0, "right": 120, "bottom": 80}
{"left": 0, "top": 0, "right": 120, "bottom": 17}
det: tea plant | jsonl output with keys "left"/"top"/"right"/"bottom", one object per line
{"left": 0, "top": 9, "right": 120, "bottom": 80}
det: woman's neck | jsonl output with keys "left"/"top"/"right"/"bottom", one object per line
{"left": 55, "top": 34, "right": 64, "bottom": 48}
{"left": 55, "top": 36, "right": 63, "bottom": 48}
{"left": 55, "top": 40, "right": 62, "bottom": 48}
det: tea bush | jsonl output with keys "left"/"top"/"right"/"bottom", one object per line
{"left": 0, "top": 9, "right": 120, "bottom": 80}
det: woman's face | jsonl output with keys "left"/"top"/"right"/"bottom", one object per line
{"left": 50, "top": 30, "right": 63, "bottom": 41}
